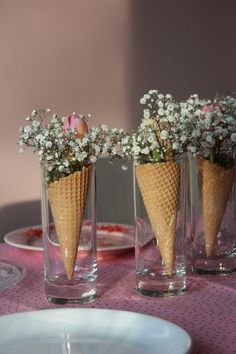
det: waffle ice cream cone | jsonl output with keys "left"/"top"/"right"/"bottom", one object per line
{"left": 48, "top": 165, "right": 92, "bottom": 280}
{"left": 135, "top": 161, "right": 180, "bottom": 276}
{"left": 199, "top": 159, "right": 234, "bottom": 257}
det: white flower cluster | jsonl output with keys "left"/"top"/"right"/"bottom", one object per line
{"left": 120, "top": 90, "right": 236, "bottom": 164}
{"left": 119, "top": 128, "right": 159, "bottom": 165}
{"left": 185, "top": 95, "right": 236, "bottom": 157}
{"left": 121, "top": 90, "right": 195, "bottom": 163}
{"left": 18, "top": 109, "right": 129, "bottom": 182}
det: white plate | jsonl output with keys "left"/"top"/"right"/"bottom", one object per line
{"left": 4, "top": 225, "right": 43, "bottom": 251}
{"left": 0, "top": 308, "right": 192, "bottom": 354}
{"left": 4, "top": 223, "right": 134, "bottom": 256}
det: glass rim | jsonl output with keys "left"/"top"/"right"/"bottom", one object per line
{"left": 134, "top": 152, "right": 186, "bottom": 165}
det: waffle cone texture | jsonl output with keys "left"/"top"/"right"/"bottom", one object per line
{"left": 135, "top": 161, "right": 180, "bottom": 276}
{"left": 198, "top": 158, "right": 234, "bottom": 257}
{"left": 48, "top": 165, "right": 92, "bottom": 280}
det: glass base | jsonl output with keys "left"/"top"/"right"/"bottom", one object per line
{"left": 192, "top": 256, "right": 236, "bottom": 275}
{"left": 45, "top": 275, "right": 97, "bottom": 304}
{"left": 137, "top": 286, "right": 186, "bottom": 297}
{"left": 0, "top": 261, "right": 26, "bottom": 292}
{"left": 46, "top": 292, "right": 97, "bottom": 305}
{"left": 136, "top": 275, "right": 186, "bottom": 298}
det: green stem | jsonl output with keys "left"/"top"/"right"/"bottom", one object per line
{"left": 209, "top": 151, "right": 215, "bottom": 163}
{"left": 152, "top": 149, "right": 161, "bottom": 161}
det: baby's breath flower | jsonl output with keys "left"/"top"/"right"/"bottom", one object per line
{"left": 32, "top": 120, "right": 40, "bottom": 127}
{"left": 18, "top": 108, "right": 131, "bottom": 182}
{"left": 192, "top": 130, "right": 201, "bottom": 138}
{"left": 45, "top": 141, "right": 53, "bottom": 148}
{"left": 122, "top": 91, "right": 236, "bottom": 164}
{"left": 141, "top": 147, "right": 150, "bottom": 154}
{"left": 231, "top": 133, "right": 236, "bottom": 142}
{"left": 180, "top": 135, "right": 187, "bottom": 143}
{"left": 157, "top": 108, "right": 165, "bottom": 116}
{"left": 147, "top": 136, "right": 155, "bottom": 143}
{"left": 89, "top": 155, "right": 97, "bottom": 163}
{"left": 120, "top": 90, "right": 194, "bottom": 163}
{"left": 137, "top": 136, "right": 142, "bottom": 142}
{"left": 121, "top": 136, "right": 129, "bottom": 144}
{"left": 172, "top": 142, "right": 180, "bottom": 150}
{"left": 24, "top": 125, "right": 31, "bottom": 133}
{"left": 205, "top": 134, "right": 213, "bottom": 143}
{"left": 101, "top": 124, "right": 109, "bottom": 131}
{"left": 132, "top": 146, "right": 141, "bottom": 155}
{"left": 143, "top": 109, "right": 150, "bottom": 119}
{"left": 121, "top": 165, "right": 128, "bottom": 171}
{"left": 188, "top": 146, "right": 197, "bottom": 153}
{"left": 185, "top": 94, "right": 236, "bottom": 154}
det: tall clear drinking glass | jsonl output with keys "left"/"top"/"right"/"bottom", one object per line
{"left": 134, "top": 154, "right": 187, "bottom": 297}
{"left": 41, "top": 164, "right": 97, "bottom": 304}
{"left": 190, "top": 150, "right": 236, "bottom": 274}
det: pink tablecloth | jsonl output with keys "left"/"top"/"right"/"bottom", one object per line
{"left": 0, "top": 244, "right": 236, "bottom": 354}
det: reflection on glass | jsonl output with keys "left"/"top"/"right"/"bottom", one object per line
{"left": 0, "top": 260, "right": 25, "bottom": 292}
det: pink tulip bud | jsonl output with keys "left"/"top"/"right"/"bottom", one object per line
{"left": 202, "top": 104, "right": 214, "bottom": 113}
{"left": 64, "top": 114, "right": 89, "bottom": 138}
{"left": 202, "top": 102, "right": 221, "bottom": 113}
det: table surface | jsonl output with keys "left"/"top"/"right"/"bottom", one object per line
{"left": 0, "top": 244, "right": 236, "bottom": 354}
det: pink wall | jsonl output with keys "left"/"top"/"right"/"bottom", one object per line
{"left": 0, "top": 0, "right": 236, "bottom": 214}
{"left": 0, "top": 0, "right": 132, "bottom": 207}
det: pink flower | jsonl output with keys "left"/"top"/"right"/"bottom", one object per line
{"left": 202, "top": 102, "right": 222, "bottom": 113}
{"left": 64, "top": 114, "right": 89, "bottom": 138}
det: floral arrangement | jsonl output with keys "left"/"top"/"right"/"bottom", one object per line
{"left": 120, "top": 90, "right": 194, "bottom": 164}
{"left": 18, "top": 108, "right": 128, "bottom": 183}
{"left": 18, "top": 108, "right": 131, "bottom": 281}
{"left": 185, "top": 94, "right": 236, "bottom": 162}
{"left": 121, "top": 89, "right": 236, "bottom": 274}
{"left": 124, "top": 89, "right": 190, "bottom": 276}
{"left": 184, "top": 94, "right": 236, "bottom": 258}
{"left": 119, "top": 90, "right": 236, "bottom": 166}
